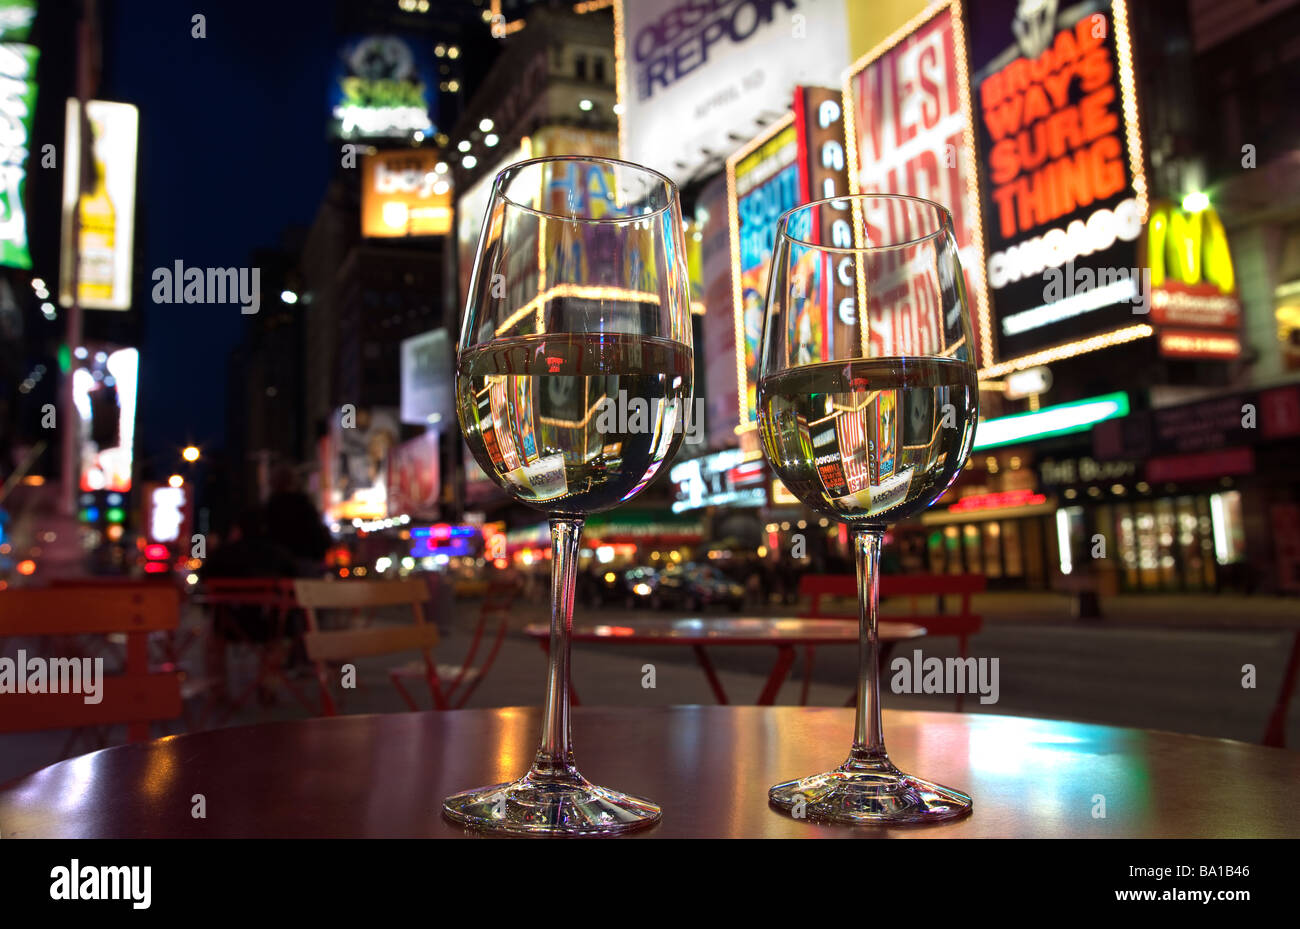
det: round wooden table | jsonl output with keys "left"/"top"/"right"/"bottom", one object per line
{"left": 2, "top": 707, "right": 1296, "bottom": 838}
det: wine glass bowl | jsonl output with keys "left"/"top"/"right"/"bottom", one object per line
{"left": 757, "top": 194, "right": 977, "bottom": 825}
{"left": 445, "top": 156, "right": 694, "bottom": 835}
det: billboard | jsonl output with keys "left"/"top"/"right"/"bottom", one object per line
{"left": 361, "top": 148, "right": 452, "bottom": 237}
{"left": 456, "top": 140, "right": 530, "bottom": 309}
{"left": 400, "top": 328, "right": 454, "bottom": 426}
{"left": 727, "top": 115, "right": 800, "bottom": 433}
{"left": 0, "top": 1, "right": 37, "bottom": 269}
{"left": 463, "top": 441, "right": 503, "bottom": 505}
{"left": 670, "top": 447, "right": 766, "bottom": 513}
{"left": 1143, "top": 199, "right": 1242, "bottom": 360}
{"left": 698, "top": 173, "right": 739, "bottom": 449}
{"left": 530, "top": 125, "right": 618, "bottom": 160}
{"left": 330, "top": 35, "right": 436, "bottom": 139}
{"left": 59, "top": 100, "right": 139, "bottom": 310}
{"left": 843, "top": 1, "right": 989, "bottom": 365}
{"left": 72, "top": 346, "right": 138, "bottom": 493}
{"left": 454, "top": 128, "right": 620, "bottom": 315}
{"left": 615, "top": 0, "right": 850, "bottom": 184}
{"left": 387, "top": 430, "right": 440, "bottom": 520}
{"left": 968, "top": 0, "right": 1147, "bottom": 364}
{"left": 324, "top": 407, "right": 400, "bottom": 522}
{"left": 145, "top": 481, "right": 193, "bottom": 546}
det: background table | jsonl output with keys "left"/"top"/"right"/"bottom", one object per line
{"left": 523, "top": 617, "right": 927, "bottom": 705}
{"left": 2, "top": 707, "right": 1297, "bottom": 838}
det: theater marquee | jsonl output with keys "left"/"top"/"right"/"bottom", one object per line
{"left": 842, "top": 0, "right": 991, "bottom": 368}
{"left": 968, "top": 0, "right": 1150, "bottom": 373}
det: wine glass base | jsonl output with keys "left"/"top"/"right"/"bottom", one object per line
{"left": 443, "top": 772, "right": 661, "bottom": 836}
{"left": 769, "top": 765, "right": 972, "bottom": 826}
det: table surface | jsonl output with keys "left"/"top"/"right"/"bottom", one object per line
{"left": 523, "top": 616, "right": 927, "bottom": 644}
{"left": 3, "top": 707, "right": 1297, "bottom": 838}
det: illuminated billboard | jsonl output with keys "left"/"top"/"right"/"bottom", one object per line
{"left": 456, "top": 140, "right": 530, "bottom": 309}
{"left": 530, "top": 125, "right": 618, "bottom": 160}
{"left": 324, "top": 407, "right": 400, "bottom": 522}
{"left": 361, "top": 148, "right": 452, "bottom": 237}
{"left": 1143, "top": 199, "right": 1242, "bottom": 360}
{"left": 614, "top": 0, "right": 850, "bottom": 184}
{"left": 330, "top": 35, "right": 436, "bottom": 139}
{"left": 400, "top": 328, "right": 453, "bottom": 426}
{"left": 843, "top": 0, "right": 990, "bottom": 366}
{"left": 727, "top": 115, "right": 800, "bottom": 435}
{"left": 146, "top": 482, "right": 193, "bottom": 545}
{"left": 454, "top": 128, "right": 618, "bottom": 312}
{"left": 968, "top": 0, "right": 1148, "bottom": 368}
{"left": 0, "top": 0, "right": 38, "bottom": 270}
{"left": 59, "top": 100, "right": 139, "bottom": 310}
{"left": 72, "top": 346, "right": 138, "bottom": 493}
{"left": 670, "top": 447, "right": 766, "bottom": 513}
{"left": 387, "top": 431, "right": 440, "bottom": 520}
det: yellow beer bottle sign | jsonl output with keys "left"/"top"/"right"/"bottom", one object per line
{"left": 77, "top": 119, "right": 117, "bottom": 302}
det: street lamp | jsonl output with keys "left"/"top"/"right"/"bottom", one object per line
{"left": 182, "top": 445, "right": 200, "bottom": 462}
{"left": 168, "top": 474, "right": 184, "bottom": 488}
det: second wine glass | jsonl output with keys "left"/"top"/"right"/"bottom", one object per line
{"left": 757, "top": 193, "right": 978, "bottom": 825}
{"left": 445, "top": 156, "right": 694, "bottom": 835}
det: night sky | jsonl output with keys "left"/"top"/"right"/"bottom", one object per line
{"left": 100, "top": 0, "right": 337, "bottom": 472}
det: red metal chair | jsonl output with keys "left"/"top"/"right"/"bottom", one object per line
{"left": 389, "top": 582, "right": 516, "bottom": 710}
{"left": 0, "top": 584, "right": 183, "bottom": 756}
{"left": 195, "top": 578, "right": 317, "bottom": 725}
{"left": 1263, "top": 629, "right": 1300, "bottom": 747}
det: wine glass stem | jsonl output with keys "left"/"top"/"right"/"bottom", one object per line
{"left": 531, "top": 517, "right": 583, "bottom": 782}
{"left": 848, "top": 530, "right": 891, "bottom": 771}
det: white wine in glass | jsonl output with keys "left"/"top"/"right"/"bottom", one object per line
{"left": 445, "top": 156, "right": 694, "bottom": 836}
{"left": 758, "top": 193, "right": 978, "bottom": 825}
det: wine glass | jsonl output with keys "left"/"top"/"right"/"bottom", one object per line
{"left": 445, "top": 156, "right": 693, "bottom": 835}
{"left": 757, "top": 193, "right": 977, "bottom": 824}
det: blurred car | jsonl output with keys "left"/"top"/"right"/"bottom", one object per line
{"left": 650, "top": 562, "right": 745, "bottom": 612}
{"left": 585, "top": 565, "right": 659, "bottom": 609}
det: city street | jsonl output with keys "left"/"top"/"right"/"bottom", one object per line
{"left": 4, "top": 591, "right": 1295, "bottom": 787}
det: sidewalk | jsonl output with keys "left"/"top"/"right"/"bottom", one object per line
{"left": 961, "top": 591, "right": 1300, "bottom": 629}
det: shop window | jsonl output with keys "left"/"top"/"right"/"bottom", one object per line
{"left": 1196, "top": 497, "right": 1217, "bottom": 588}
{"left": 927, "top": 530, "right": 946, "bottom": 574}
{"left": 1175, "top": 497, "right": 1208, "bottom": 590}
{"left": 944, "top": 526, "right": 962, "bottom": 574}
{"left": 1001, "top": 520, "right": 1024, "bottom": 577}
{"left": 1093, "top": 504, "right": 1119, "bottom": 588}
{"left": 963, "top": 524, "right": 982, "bottom": 575}
{"left": 1133, "top": 501, "right": 1160, "bottom": 589}
{"left": 1116, "top": 504, "right": 1139, "bottom": 588}
{"left": 982, "top": 522, "right": 1002, "bottom": 578}
{"left": 1155, "top": 498, "right": 1178, "bottom": 588}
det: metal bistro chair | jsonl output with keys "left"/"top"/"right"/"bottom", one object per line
{"left": 0, "top": 584, "right": 183, "bottom": 760}
{"left": 293, "top": 578, "right": 444, "bottom": 715}
{"left": 388, "top": 579, "right": 516, "bottom": 710}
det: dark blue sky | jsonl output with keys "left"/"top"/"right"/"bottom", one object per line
{"left": 101, "top": 0, "right": 336, "bottom": 471}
